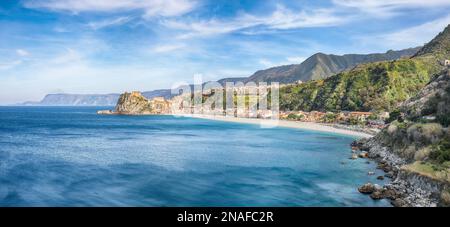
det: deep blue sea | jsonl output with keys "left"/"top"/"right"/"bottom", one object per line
{"left": 0, "top": 107, "right": 390, "bottom": 206}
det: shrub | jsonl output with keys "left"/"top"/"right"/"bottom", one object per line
{"left": 347, "top": 116, "right": 360, "bottom": 125}
{"left": 430, "top": 139, "right": 450, "bottom": 163}
{"left": 407, "top": 123, "right": 444, "bottom": 145}
{"left": 322, "top": 113, "right": 337, "bottom": 123}
{"left": 386, "top": 109, "right": 403, "bottom": 123}
{"left": 367, "top": 113, "right": 378, "bottom": 121}
{"left": 287, "top": 113, "right": 304, "bottom": 121}
{"left": 437, "top": 115, "right": 450, "bottom": 127}
{"left": 287, "top": 113, "right": 297, "bottom": 119}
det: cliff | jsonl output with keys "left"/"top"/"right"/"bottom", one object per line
{"left": 115, "top": 91, "right": 153, "bottom": 114}
{"left": 400, "top": 70, "right": 450, "bottom": 126}
{"left": 340, "top": 25, "right": 450, "bottom": 206}
{"left": 357, "top": 69, "right": 450, "bottom": 206}
{"left": 98, "top": 91, "right": 171, "bottom": 115}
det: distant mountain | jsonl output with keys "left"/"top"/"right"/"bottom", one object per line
{"left": 21, "top": 93, "right": 121, "bottom": 106}
{"left": 20, "top": 87, "right": 187, "bottom": 106}
{"left": 142, "top": 89, "right": 175, "bottom": 100}
{"left": 20, "top": 45, "right": 421, "bottom": 106}
{"left": 246, "top": 47, "right": 421, "bottom": 84}
{"left": 217, "top": 77, "right": 247, "bottom": 85}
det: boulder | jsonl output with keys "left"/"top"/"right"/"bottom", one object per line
{"left": 370, "top": 190, "right": 384, "bottom": 200}
{"left": 382, "top": 189, "right": 399, "bottom": 200}
{"left": 358, "top": 151, "right": 369, "bottom": 158}
{"left": 384, "top": 171, "right": 395, "bottom": 178}
{"left": 358, "top": 183, "right": 376, "bottom": 194}
{"left": 391, "top": 198, "right": 409, "bottom": 207}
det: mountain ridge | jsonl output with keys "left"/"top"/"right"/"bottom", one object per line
{"left": 245, "top": 47, "right": 421, "bottom": 84}
{"left": 20, "top": 47, "right": 421, "bottom": 106}
{"left": 280, "top": 25, "right": 450, "bottom": 113}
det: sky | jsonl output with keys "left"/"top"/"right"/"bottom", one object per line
{"left": 1, "top": 0, "right": 450, "bottom": 104}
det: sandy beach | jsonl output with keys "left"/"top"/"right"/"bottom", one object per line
{"left": 180, "top": 114, "right": 373, "bottom": 138}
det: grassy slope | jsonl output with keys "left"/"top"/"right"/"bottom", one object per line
{"left": 280, "top": 56, "right": 440, "bottom": 112}
{"left": 280, "top": 25, "right": 450, "bottom": 113}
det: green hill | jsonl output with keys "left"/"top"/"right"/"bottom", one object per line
{"left": 280, "top": 25, "right": 450, "bottom": 112}
{"left": 246, "top": 47, "right": 420, "bottom": 84}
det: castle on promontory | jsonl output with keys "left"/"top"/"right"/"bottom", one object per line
{"left": 97, "top": 91, "right": 171, "bottom": 115}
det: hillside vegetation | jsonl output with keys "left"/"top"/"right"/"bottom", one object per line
{"left": 246, "top": 47, "right": 420, "bottom": 84}
{"left": 280, "top": 58, "right": 441, "bottom": 112}
{"left": 280, "top": 25, "right": 450, "bottom": 113}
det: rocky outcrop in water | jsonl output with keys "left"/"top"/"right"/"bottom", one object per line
{"left": 115, "top": 91, "right": 153, "bottom": 114}
{"left": 98, "top": 91, "right": 171, "bottom": 115}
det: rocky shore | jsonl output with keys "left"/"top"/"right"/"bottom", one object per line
{"left": 352, "top": 138, "right": 442, "bottom": 207}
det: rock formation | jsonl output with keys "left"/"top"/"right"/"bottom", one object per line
{"left": 98, "top": 91, "right": 171, "bottom": 115}
{"left": 356, "top": 69, "right": 450, "bottom": 207}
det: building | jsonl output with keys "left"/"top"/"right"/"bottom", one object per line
{"left": 349, "top": 112, "right": 372, "bottom": 121}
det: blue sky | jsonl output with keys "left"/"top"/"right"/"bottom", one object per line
{"left": 1, "top": 0, "right": 450, "bottom": 104}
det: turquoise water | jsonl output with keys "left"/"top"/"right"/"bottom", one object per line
{"left": 0, "top": 107, "right": 390, "bottom": 206}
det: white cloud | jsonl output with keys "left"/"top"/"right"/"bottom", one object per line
{"left": 152, "top": 44, "right": 185, "bottom": 53}
{"left": 163, "top": 5, "right": 347, "bottom": 39}
{"left": 161, "top": 1, "right": 450, "bottom": 39}
{"left": 258, "top": 59, "right": 275, "bottom": 68}
{"left": 0, "top": 60, "right": 22, "bottom": 70}
{"left": 0, "top": 50, "right": 188, "bottom": 104}
{"left": 88, "top": 16, "right": 132, "bottom": 30}
{"left": 23, "top": 0, "right": 197, "bottom": 17}
{"left": 333, "top": 0, "right": 450, "bottom": 17}
{"left": 142, "top": 0, "right": 196, "bottom": 18}
{"left": 258, "top": 56, "right": 308, "bottom": 69}
{"left": 286, "top": 56, "right": 306, "bottom": 64}
{"left": 357, "top": 14, "right": 450, "bottom": 50}
{"left": 49, "top": 48, "right": 84, "bottom": 65}
{"left": 16, "top": 49, "right": 30, "bottom": 56}
{"left": 261, "top": 7, "right": 345, "bottom": 29}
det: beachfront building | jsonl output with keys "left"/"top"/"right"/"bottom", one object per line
{"left": 348, "top": 111, "right": 372, "bottom": 121}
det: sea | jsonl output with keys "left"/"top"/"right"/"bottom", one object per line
{"left": 0, "top": 106, "right": 390, "bottom": 206}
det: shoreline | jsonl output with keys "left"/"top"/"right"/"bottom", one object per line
{"left": 180, "top": 114, "right": 373, "bottom": 138}
{"left": 354, "top": 138, "right": 442, "bottom": 207}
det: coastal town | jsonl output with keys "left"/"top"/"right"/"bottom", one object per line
{"left": 99, "top": 88, "right": 390, "bottom": 136}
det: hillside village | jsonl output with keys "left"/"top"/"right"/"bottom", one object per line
{"left": 102, "top": 55, "right": 450, "bottom": 130}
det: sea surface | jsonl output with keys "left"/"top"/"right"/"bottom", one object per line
{"left": 0, "top": 107, "right": 390, "bottom": 206}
